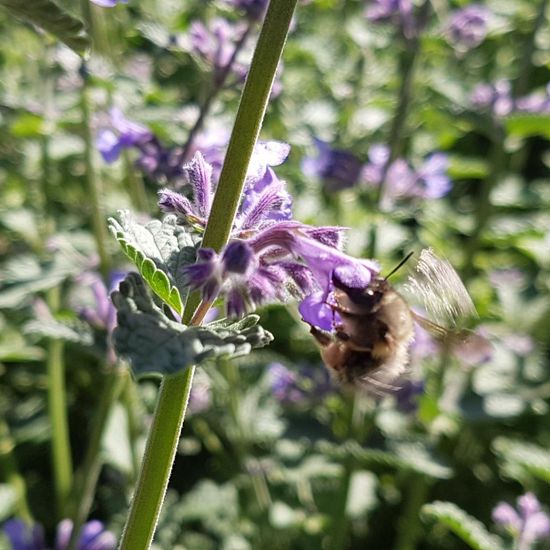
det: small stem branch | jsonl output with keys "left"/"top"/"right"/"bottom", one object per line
{"left": 81, "top": 67, "right": 111, "bottom": 277}
{"left": 46, "top": 289, "right": 73, "bottom": 518}
{"left": 393, "top": 475, "right": 431, "bottom": 550}
{"left": 182, "top": 25, "right": 252, "bottom": 160}
{"left": 368, "top": 1, "right": 430, "bottom": 257}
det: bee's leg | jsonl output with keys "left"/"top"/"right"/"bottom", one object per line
{"left": 309, "top": 326, "right": 332, "bottom": 347}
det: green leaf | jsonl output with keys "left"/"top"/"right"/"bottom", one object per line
{"left": 421, "top": 501, "right": 502, "bottom": 550}
{"left": 109, "top": 211, "right": 198, "bottom": 315}
{"left": 0, "top": 0, "right": 89, "bottom": 53}
{"left": 111, "top": 273, "right": 273, "bottom": 377}
{"left": 493, "top": 437, "right": 550, "bottom": 485}
{"left": 505, "top": 113, "right": 550, "bottom": 139}
{"left": 317, "top": 440, "right": 453, "bottom": 480}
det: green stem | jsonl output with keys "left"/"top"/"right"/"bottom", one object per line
{"left": 67, "top": 367, "right": 126, "bottom": 550}
{"left": 462, "top": 132, "right": 506, "bottom": 280}
{"left": 121, "top": 369, "right": 143, "bottom": 482}
{"left": 123, "top": 151, "right": 150, "bottom": 213}
{"left": 368, "top": 0, "right": 430, "bottom": 258}
{"left": 0, "top": 419, "right": 32, "bottom": 523}
{"left": 81, "top": 68, "right": 111, "bottom": 277}
{"left": 393, "top": 475, "right": 431, "bottom": 550}
{"left": 118, "top": 3, "right": 298, "bottom": 547}
{"left": 47, "top": 288, "right": 73, "bottom": 518}
{"left": 118, "top": 367, "right": 195, "bottom": 550}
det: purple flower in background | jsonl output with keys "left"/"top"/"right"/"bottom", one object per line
{"left": 365, "top": 0, "right": 416, "bottom": 38}
{"left": 447, "top": 5, "right": 490, "bottom": 51}
{"left": 302, "top": 138, "right": 363, "bottom": 191}
{"left": 493, "top": 493, "right": 550, "bottom": 549}
{"left": 516, "top": 84, "right": 550, "bottom": 114}
{"left": 225, "top": 0, "right": 269, "bottom": 20}
{"left": 268, "top": 362, "right": 333, "bottom": 404}
{"left": 3, "top": 518, "right": 116, "bottom": 550}
{"left": 470, "top": 80, "right": 514, "bottom": 117}
{"left": 188, "top": 370, "right": 212, "bottom": 414}
{"left": 189, "top": 19, "right": 248, "bottom": 85}
{"left": 96, "top": 108, "right": 152, "bottom": 164}
{"left": 363, "top": 145, "right": 451, "bottom": 207}
{"left": 394, "top": 380, "right": 424, "bottom": 413}
{"left": 91, "top": 0, "right": 127, "bottom": 6}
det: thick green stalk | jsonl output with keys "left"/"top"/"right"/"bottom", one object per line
{"left": 118, "top": 3, "right": 298, "bottom": 548}
{"left": 117, "top": 367, "right": 195, "bottom": 550}
{"left": 67, "top": 367, "right": 126, "bottom": 550}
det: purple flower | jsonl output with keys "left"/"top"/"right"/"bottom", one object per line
{"left": 394, "top": 380, "right": 424, "bottom": 413}
{"left": 3, "top": 519, "right": 116, "bottom": 550}
{"left": 365, "top": 0, "right": 416, "bottom": 38}
{"left": 447, "top": 5, "right": 490, "bottom": 51}
{"left": 470, "top": 80, "right": 514, "bottom": 117}
{"left": 188, "top": 370, "right": 212, "bottom": 414}
{"left": 302, "top": 138, "right": 363, "bottom": 191}
{"left": 516, "top": 84, "right": 550, "bottom": 114}
{"left": 160, "top": 148, "right": 376, "bottom": 322}
{"left": 96, "top": 108, "right": 152, "bottom": 164}
{"left": 188, "top": 19, "right": 247, "bottom": 85}
{"left": 91, "top": 0, "right": 127, "bottom": 6}
{"left": 363, "top": 145, "right": 451, "bottom": 207}
{"left": 493, "top": 493, "right": 550, "bottom": 549}
{"left": 224, "top": 0, "right": 269, "bottom": 20}
{"left": 268, "top": 362, "right": 333, "bottom": 404}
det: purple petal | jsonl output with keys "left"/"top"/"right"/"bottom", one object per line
{"left": 299, "top": 292, "right": 335, "bottom": 331}
{"left": 96, "top": 130, "right": 121, "bottom": 164}
{"left": 183, "top": 152, "right": 213, "bottom": 218}
{"left": 492, "top": 503, "right": 521, "bottom": 530}
{"left": 3, "top": 519, "right": 45, "bottom": 550}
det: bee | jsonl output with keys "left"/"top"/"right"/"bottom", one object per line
{"left": 308, "top": 249, "right": 490, "bottom": 394}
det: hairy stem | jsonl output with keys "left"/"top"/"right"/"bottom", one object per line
{"left": 118, "top": 4, "right": 297, "bottom": 547}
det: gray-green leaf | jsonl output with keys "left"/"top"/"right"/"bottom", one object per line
{"left": 109, "top": 210, "right": 198, "bottom": 315}
{"left": 111, "top": 273, "right": 273, "bottom": 376}
{"left": 0, "top": 0, "right": 89, "bottom": 53}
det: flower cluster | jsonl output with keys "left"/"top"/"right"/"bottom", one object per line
{"left": 301, "top": 138, "right": 364, "bottom": 191}
{"left": 471, "top": 80, "right": 550, "bottom": 118}
{"left": 363, "top": 144, "right": 450, "bottom": 207}
{"left": 364, "top": 0, "right": 416, "bottom": 38}
{"left": 159, "top": 144, "right": 379, "bottom": 330}
{"left": 90, "top": 0, "right": 127, "bottom": 7}
{"left": 96, "top": 108, "right": 186, "bottom": 184}
{"left": 3, "top": 518, "right": 116, "bottom": 550}
{"left": 446, "top": 5, "right": 490, "bottom": 52}
{"left": 493, "top": 493, "right": 550, "bottom": 549}
{"left": 268, "top": 362, "right": 333, "bottom": 404}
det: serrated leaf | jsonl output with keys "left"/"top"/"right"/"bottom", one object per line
{"left": 111, "top": 273, "right": 273, "bottom": 377}
{"left": 421, "top": 501, "right": 502, "bottom": 550}
{"left": 109, "top": 211, "right": 198, "bottom": 315}
{"left": 493, "top": 437, "right": 550, "bottom": 485}
{"left": 24, "top": 317, "right": 94, "bottom": 346}
{"left": 0, "top": 0, "right": 89, "bottom": 53}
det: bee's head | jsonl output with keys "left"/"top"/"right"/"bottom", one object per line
{"left": 332, "top": 275, "right": 390, "bottom": 313}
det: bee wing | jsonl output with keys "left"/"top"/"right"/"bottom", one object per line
{"left": 412, "top": 312, "right": 493, "bottom": 364}
{"left": 403, "top": 248, "right": 476, "bottom": 327}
